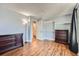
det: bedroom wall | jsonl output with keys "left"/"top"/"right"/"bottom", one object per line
{"left": 0, "top": 7, "right": 31, "bottom": 43}
{"left": 54, "top": 15, "right": 71, "bottom": 30}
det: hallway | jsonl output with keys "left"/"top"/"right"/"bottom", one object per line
{"left": 1, "top": 39, "right": 76, "bottom": 56}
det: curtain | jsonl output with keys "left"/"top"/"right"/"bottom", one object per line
{"left": 69, "top": 8, "right": 78, "bottom": 53}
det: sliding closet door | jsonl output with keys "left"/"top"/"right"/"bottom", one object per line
{"left": 36, "top": 20, "right": 55, "bottom": 41}
{"left": 69, "top": 8, "right": 78, "bottom": 53}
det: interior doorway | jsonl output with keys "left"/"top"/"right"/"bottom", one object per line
{"left": 32, "top": 21, "right": 37, "bottom": 41}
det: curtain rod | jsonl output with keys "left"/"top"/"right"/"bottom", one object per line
{"left": 74, "top": 3, "right": 79, "bottom": 9}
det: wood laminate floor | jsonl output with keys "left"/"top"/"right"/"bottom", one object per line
{"left": 1, "top": 39, "right": 76, "bottom": 56}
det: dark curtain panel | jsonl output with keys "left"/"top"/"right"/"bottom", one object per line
{"left": 69, "top": 8, "right": 78, "bottom": 54}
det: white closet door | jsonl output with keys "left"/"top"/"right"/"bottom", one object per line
{"left": 36, "top": 20, "right": 55, "bottom": 40}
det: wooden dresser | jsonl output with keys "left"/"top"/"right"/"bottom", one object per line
{"left": 0, "top": 33, "right": 23, "bottom": 54}
{"left": 55, "top": 30, "right": 68, "bottom": 44}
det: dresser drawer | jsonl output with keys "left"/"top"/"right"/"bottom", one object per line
{"left": 0, "top": 43, "right": 16, "bottom": 52}
{"left": 0, "top": 39, "right": 15, "bottom": 47}
{"left": 0, "top": 33, "right": 23, "bottom": 54}
{"left": 0, "top": 35, "right": 15, "bottom": 41}
{"left": 55, "top": 30, "right": 68, "bottom": 44}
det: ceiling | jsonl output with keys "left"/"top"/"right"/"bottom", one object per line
{"left": 0, "top": 3, "right": 76, "bottom": 20}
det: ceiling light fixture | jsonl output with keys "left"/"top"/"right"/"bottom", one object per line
{"left": 22, "top": 19, "right": 28, "bottom": 25}
{"left": 20, "top": 12, "right": 32, "bottom": 16}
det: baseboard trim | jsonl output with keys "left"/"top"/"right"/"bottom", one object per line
{"left": 25, "top": 40, "right": 32, "bottom": 43}
{"left": 37, "top": 39, "right": 55, "bottom": 41}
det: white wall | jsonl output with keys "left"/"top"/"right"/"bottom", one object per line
{"left": 26, "top": 18, "right": 32, "bottom": 42}
{"left": 0, "top": 8, "right": 30, "bottom": 43}
{"left": 55, "top": 23, "right": 70, "bottom": 30}
{"left": 54, "top": 15, "right": 71, "bottom": 30}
